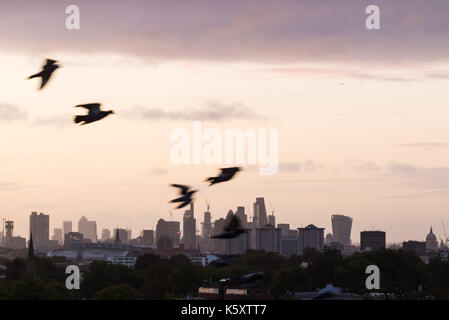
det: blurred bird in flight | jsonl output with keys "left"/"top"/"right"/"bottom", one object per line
{"left": 73, "top": 103, "right": 115, "bottom": 125}
{"left": 28, "top": 59, "right": 60, "bottom": 90}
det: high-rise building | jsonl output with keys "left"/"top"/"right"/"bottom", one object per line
{"left": 140, "top": 230, "right": 154, "bottom": 245}
{"left": 156, "top": 219, "right": 169, "bottom": 241}
{"left": 29, "top": 212, "right": 49, "bottom": 250}
{"left": 255, "top": 226, "right": 282, "bottom": 253}
{"left": 268, "top": 214, "right": 275, "bottom": 227}
{"left": 202, "top": 210, "right": 212, "bottom": 239}
{"left": 253, "top": 197, "right": 267, "bottom": 228}
{"left": 183, "top": 202, "right": 196, "bottom": 250}
{"left": 403, "top": 240, "right": 426, "bottom": 256}
{"left": 2, "top": 220, "right": 26, "bottom": 249}
{"left": 213, "top": 218, "right": 227, "bottom": 254}
{"left": 277, "top": 224, "right": 290, "bottom": 236}
{"left": 331, "top": 215, "right": 352, "bottom": 247}
{"left": 425, "top": 226, "right": 439, "bottom": 252}
{"left": 360, "top": 231, "right": 386, "bottom": 251}
{"left": 52, "top": 228, "right": 63, "bottom": 244}
{"left": 113, "top": 228, "right": 128, "bottom": 243}
{"left": 63, "top": 221, "right": 72, "bottom": 237}
{"left": 298, "top": 224, "right": 324, "bottom": 255}
{"left": 226, "top": 232, "right": 250, "bottom": 255}
{"left": 325, "top": 233, "right": 333, "bottom": 245}
{"left": 101, "top": 229, "right": 111, "bottom": 241}
{"left": 281, "top": 236, "right": 299, "bottom": 257}
{"left": 167, "top": 221, "right": 180, "bottom": 246}
{"left": 235, "top": 207, "right": 248, "bottom": 228}
{"left": 78, "top": 216, "right": 97, "bottom": 242}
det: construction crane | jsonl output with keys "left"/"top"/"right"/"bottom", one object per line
{"left": 441, "top": 219, "right": 448, "bottom": 248}
{"left": 269, "top": 200, "right": 275, "bottom": 215}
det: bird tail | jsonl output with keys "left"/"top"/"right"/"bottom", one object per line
{"left": 205, "top": 177, "right": 217, "bottom": 185}
{"left": 74, "top": 115, "right": 87, "bottom": 124}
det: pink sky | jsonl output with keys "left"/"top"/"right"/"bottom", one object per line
{"left": 0, "top": 0, "right": 449, "bottom": 243}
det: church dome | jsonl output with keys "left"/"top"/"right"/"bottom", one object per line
{"left": 426, "top": 227, "right": 437, "bottom": 241}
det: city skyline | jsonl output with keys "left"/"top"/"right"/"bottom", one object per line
{"left": 0, "top": 1, "right": 449, "bottom": 243}
{"left": 1, "top": 198, "right": 446, "bottom": 247}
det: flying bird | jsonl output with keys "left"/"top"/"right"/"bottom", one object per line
{"left": 211, "top": 214, "right": 248, "bottom": 239}
{"left": 28, "top": 59, "right": 60, "bottom": 90}
{"left": 73, "top": 103, "right": 115, "bottom": 125}
{"left": 238, "top": 272, "right": 265, "bottom": 285}
{"left": 209, "top": 255, "right": 239, "bottom": 267}
{"left": 170, "top": 184, "right": 197, "bottom": 209}
{"left": 205, "top": 167, "right": 242, "bottom": 186}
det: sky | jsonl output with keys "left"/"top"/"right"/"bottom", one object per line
{"left": 1, "top": 0, "right": 449, "bottom": 243}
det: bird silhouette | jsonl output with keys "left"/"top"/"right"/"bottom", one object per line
{"left": 211, "top": 214, "right": 249, "bottom": 239}
{"left": 170, "top": 184, "right": 197, "bottom": 209}
{"left": 209, "top": 255, "right": 239, "bottom": 267}
{"left": 28, "top": 59, "right": 60, "bottom": 90}
{"left": 73, "top": 103, "right": 115, "bottom": 125}
{"left": 205, "top": 167, "right": 242, "bottom": 186}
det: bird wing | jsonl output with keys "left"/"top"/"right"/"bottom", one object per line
{"left": 224, "top": 215, "right": 241, "bottom": 232}
{"left": 170, "top": 184, "right": 190, "bottom": 195}
{"left": 40, "top": 73, "right": 51, "bottom": 89}
{"left": 220, "top": 167, "right": 240, "bottom": 174}
{"left": 75, "top": 103, "right": 101, "bottom": 114}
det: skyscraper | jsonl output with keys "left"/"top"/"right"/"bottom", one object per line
{"left": 213, "top": 218, "right": 227, "bottom": 254}
{"left": 360, "top": 231, "right": 386, "bottom": 251}
{"left": 253, "top": 197, "right": 267, "bottom": 228}
{"left": 183, "top": 202, "right": 196, "bottom": 250}
{"left": 140, "top": 230, "right": 154, "bottom": 245}
{"left": 167, "top": 221, "right": 180, "bottom": 246}
{"left": 29, "top": 211, "right": 49, "bottom": 250}
{"left": 255, "top": 225, "right": 282, "bottom": 253}
{"left": 101, "top": 228, "right": 111, "bottom": 241}
{"left": 156, "top": 219, "right": 169, "bottom": 242}
{"left": 235, "top": 206, "right": 248, "bottom": 228}
{"left": 298, "top": 224, "right": 325, "bottom": 255}
{"left": 78, "top": 216, "right": 97, "bottom": 242}
{"left": 52, "top": 228, "right": 63, "bottom": 244}
{"left": 268, "top": 214, "right": 275, "bottom": 227}
{"left": 331, "top": 215, "right": 352, "bottom": 247}
{"left": 63, "top": 221, "right": 72, "bottom": 237}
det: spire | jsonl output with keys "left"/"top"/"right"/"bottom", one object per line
{"left": 430, "top": 226, "right": 433, "bottom": 234}
{"left": 27, "top": 232, "right": 36, "bottom": 277}
{"left": 115, "top": 227, "right": 120, "bottom": 243}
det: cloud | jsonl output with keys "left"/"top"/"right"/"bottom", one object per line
{"left": 32, "top": 114, "right": 72, "bottom": 128}
{"left": 279, "top": 160, "right": 323, "bottom": 172}
{"left": 395, "top": 142, "right": 448, "bottom": 149}
{"left": 345, "top": 160, "right": 382, "bottom": 173}
{"left": 148, "top": 167, "right": 169, "bottom": 176}
{"left": 124, "top": 101, "right": 266, "bottom": 122}
{"left": 1, "top": 1, "right": 449, "bottom": 66}
{"left": 0, "top": 182, "right": 22, "bottom": 190}
{"left": 0, "top": 104, "right": 27, "bottom": 122}
{"left": 387, "top": 161, "right": 418, "bottom": 174}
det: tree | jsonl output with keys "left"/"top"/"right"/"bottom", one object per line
{"left": 94, "top": 283, "right": 140, "bottom": 300}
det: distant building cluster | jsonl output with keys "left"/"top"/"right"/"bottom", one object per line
{"left": 1, "top": 200, "right": 448, "bottom": 266}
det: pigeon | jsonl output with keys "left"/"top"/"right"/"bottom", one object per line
{"left": 239, "top": 272, "right": 265, "bottom": 284}
{"left": 73, "top": 103, "right": 115, "bottom": 125}
{"left": 209, "top": 255, "right": 239, "bottom": 267}
{"left": 211, "top": 214, "right": 249, "bottom": 239}
{"left": 170, "top": 184, "right": 197, "bottom": 209}
{"left": 205, "top": 167, "right": 242, "bottom": 186}
{"left": 28, "top": 59, "right": 60, "bottom": 90}
{"left": 312, "top": 284, "right": 342, "bottom": 300}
